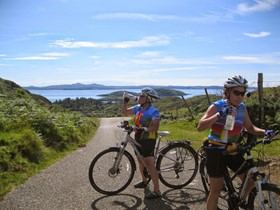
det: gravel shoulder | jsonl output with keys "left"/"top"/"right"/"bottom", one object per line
{"left": 0, "top": 117, "right": 207, "bottom": 210}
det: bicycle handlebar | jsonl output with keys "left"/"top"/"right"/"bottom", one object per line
{"left": 223, "top": 130, "right": 279, "bottom": 155}
{"left": 118, "top": 121, "right": 145, "bottom": 133}
{"left": 118, "top": 123, "right": 134, "bottom": 132}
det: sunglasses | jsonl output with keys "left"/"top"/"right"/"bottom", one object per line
{"left": 139, "top": 95, "right": 146, "bottom": 98}
{"left": 232, "top": 90, "right": 246, "bottom": 97}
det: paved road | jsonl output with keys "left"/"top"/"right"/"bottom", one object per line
{"left": 0, "top": 117, "right": 207, "bottom": 210}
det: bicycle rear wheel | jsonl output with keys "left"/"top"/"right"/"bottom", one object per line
{"left": 156, "top": 142, "right": 198, "bottom": 189}
{"left": 247, "top": 183, "right": 280, "bottom": 209}
{"left": 88, "top": 147, "right": 136, "bottom": 195}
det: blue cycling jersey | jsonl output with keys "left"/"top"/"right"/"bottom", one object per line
{"left": 133, "top": 104, "right": 160, "bottom": 140}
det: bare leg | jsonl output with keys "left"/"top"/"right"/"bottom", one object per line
{"left": 206, "top": 177, "right": 224, "bottom": 210}
{"left": 136, "top": 156, "right": 148, "bottom": 184}
{"left": 144, "top": 156, "right": 159, "bottom": 192}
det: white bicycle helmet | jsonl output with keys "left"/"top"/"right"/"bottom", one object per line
{"left": 224, "top": 75, "right": 248, "bottom": 89}
{"left": 141, "top": 87, "right": 159, "bottom": 103}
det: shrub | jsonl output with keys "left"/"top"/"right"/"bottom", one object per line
{"left": 17, "top": 129, "right": 45, "bottom": 163}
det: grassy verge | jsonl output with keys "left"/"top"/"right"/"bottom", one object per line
{"left": 0, "top": 118, "right": 99, "bottom": 200}
{"left": 160, "top": 119, "right": 208, "bottom": 150}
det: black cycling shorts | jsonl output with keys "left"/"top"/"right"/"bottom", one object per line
{"left": 205, "top": 147, "right": 246, "bottom": 178}
{"left": 135, "top": 139, "right": 156, "bottom": 157}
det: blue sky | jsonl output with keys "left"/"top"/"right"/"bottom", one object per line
{"left": 0, "top": 0, "right": 280, "bottom": 87}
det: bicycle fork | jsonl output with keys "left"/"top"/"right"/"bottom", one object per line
{"left": 244, "top": 166, "right": 274, "bottom": 210}
{"left": 110, "top": 143, "right": 126, "bottom": 175}
{"left": 255, "top": 174, "right": 275, "bottom": 210}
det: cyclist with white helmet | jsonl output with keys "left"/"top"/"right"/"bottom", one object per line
{"left": 121, "top": 87, "right": 161, "bottom": 199}
{"left": 197, "top": 75, "right": 276, "bottom": 210}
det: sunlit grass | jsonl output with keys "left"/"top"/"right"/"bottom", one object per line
{"left": 160, "top": 119, "right": 209, "bottom": 150}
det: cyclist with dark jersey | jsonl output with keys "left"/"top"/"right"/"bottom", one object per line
{"left": 197, "top": 75, "right": 276, "bottom": 210}
{"left": 121, "top": 87, "right": 161, "bottom": 199}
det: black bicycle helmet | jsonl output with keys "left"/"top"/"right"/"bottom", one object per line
{"left": 224, "top": 75, "right": 248, "bottom": 89}
{"left": 141, "top": 87, "right": 159, "bottom": 103}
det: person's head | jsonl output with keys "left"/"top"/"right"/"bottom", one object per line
{"left": 223, "top": 75, "right": 248, "bottom": 106}
{"left": 139, "top": 87, "right": 159, "bottom": 105}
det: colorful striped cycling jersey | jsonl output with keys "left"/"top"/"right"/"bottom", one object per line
{"left": 208, "top": 99, "right": 246, "bottom": 144}
{"left": 133, "top": 104, "right": 160, "bottom": 140}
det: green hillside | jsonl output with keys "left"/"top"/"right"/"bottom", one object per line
{"left": 0, "top": 78, "right": 99, "bottom": 199}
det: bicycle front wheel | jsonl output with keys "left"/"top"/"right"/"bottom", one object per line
{"left": 247, "top": 183, "right": 280, "bottom": 209}
{"left": 199, "top": 156, "right": 210, "bottom": 194}
{"left": 88, "top": 147, "right": 136, "bottom": 195}
{"left": 156, "top": 142, "right": 198, "bottom": 189}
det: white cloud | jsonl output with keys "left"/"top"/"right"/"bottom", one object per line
{"left": 90, "top": 56, "right": 100, "bottom": 60}
{"left": 236, "top": 0, "right": 280, "bottom": 14}
{"left": 151, "top": 66, "right": 217, "bottom": 73}
{"left": 42, "top": 52, "right": 69, "bottom": 57}
{"left": 4, "top": 52, "right": 69, "bottom": 61}
{"left": 28, "top": 33, "right": 50, "bottom": 37}
{"left": 191, "top": 0, "right": 280, "bottom": 23}
{"left": 132, "top": 57, "right": 217, "bottom": 65}
{"left": 93, "top": 13, "right": 185, "bottom": 22}
{"left": 52, "top": 36, "right": 170, "bottom": 49}
{"left": 222, "top": 54, "right": 280, "bottom": 64}
{"left": 11, "top": 56, "right": 60, "bottom": 61}
{"left": 138, "top": 51, "right": 164, "bottom": 58}
{"left": 243, "top": 31, "right": 271, "bottom": 38}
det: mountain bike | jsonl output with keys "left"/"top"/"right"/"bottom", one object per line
{"left": 88, "top": 120, "right": 199, "bottom": 195}
{"left": 198, "top": 129, "right": 280, "bottom": 209}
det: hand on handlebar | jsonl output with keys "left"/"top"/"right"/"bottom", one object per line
{"left": 265, "top": 130, "right": 276, "bottom": 138}
{"left": 133, "top": 126, "right": 147, "bottom": 133}
{"left": 262, "top": 130, "right": 277, "bottom": 144}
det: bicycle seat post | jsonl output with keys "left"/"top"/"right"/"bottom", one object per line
{"left": 154, "top": 131, "right": 170, "bottom": 158}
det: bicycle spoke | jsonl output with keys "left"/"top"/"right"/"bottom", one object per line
{"left": 157, "top": 143, "right": 198, "bottom": 189}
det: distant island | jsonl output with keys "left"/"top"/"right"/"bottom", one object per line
{"left": 24, "top": 83, "right": 223, "bottom": 90}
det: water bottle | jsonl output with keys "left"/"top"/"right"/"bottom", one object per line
{"left": 224, "top": 115, "right": 235, "bottom": 130}
{"left": 123, "top": 92, "right": 138, "bottom": 102}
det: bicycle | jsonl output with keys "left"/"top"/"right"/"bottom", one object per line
{"left": 198, "top": 129, "right": 280, "bottom": 209}
{"left": 88, "top": 120, "right": 199, "bottom": 195}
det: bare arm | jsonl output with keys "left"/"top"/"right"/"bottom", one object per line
{"left": 121, "top": 102, "right": 134, "bottom": 115}
{"left": 148, "top": 119, "right": 160, "bottom": 132}
{"left": 197, "top": 104, "right": 219, "bottom": 132}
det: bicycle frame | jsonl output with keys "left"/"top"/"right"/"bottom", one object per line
{"left": 224, "top": 144, "right": 276, "bottom": 209}
{"left": 113, "top": 128, "right": 168, "bottom": 177}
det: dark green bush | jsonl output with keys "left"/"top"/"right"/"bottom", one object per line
{"left": 17, "top": 129, "right": 44, "bottom": 163}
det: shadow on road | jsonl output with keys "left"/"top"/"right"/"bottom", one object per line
{"left": 91, "top": 194, "right": 142, "bottom": 210}
{"left": 90, "top": 187, "right": 207, "bottom": 210}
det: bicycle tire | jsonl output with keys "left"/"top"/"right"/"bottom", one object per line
{"left": 247, "top": 183, "right": 280, "bottom": 209}
{"left": 88, "top": 147, "right": 136, "bottom": 195}
{"left": 156, "top": 142, "right": 198, "bottom": 189}
{"left": 199, "top": 157, "right": 210, "bottom": 194}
